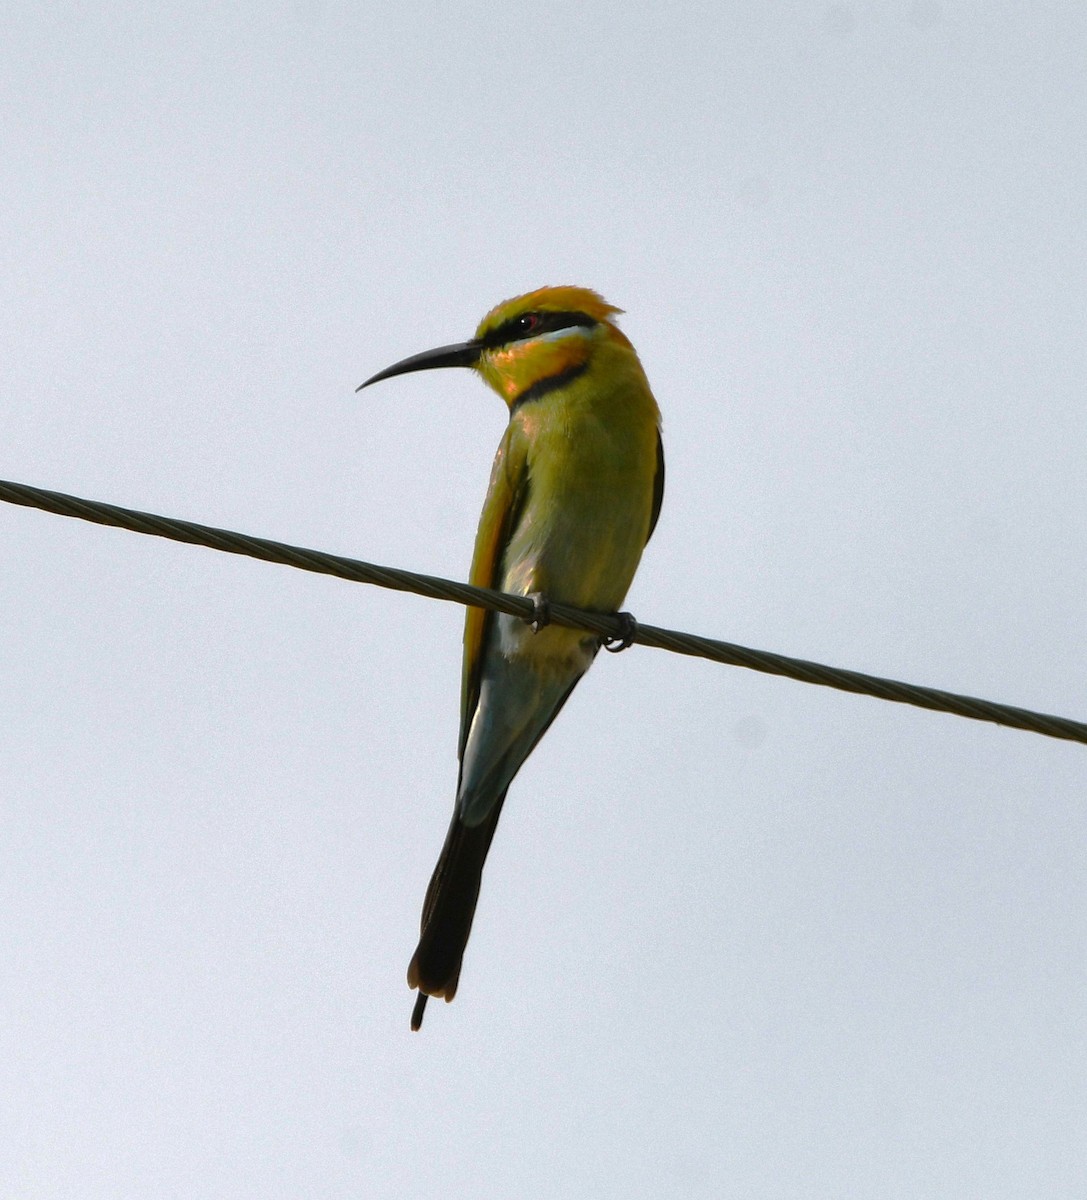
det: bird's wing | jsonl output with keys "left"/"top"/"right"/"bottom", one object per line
{"left": 458, "top": 422, "right": 531, "bottom": 764}
{"left": 646, "top": 429, "right": 665, "bottom": 543}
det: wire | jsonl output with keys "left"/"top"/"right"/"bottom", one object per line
{"left": 2, "top": 476, "right": 1084, "bottom": 746}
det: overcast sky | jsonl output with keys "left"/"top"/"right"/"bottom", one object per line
{"left": 2, "top": 2, "right": 1085, "bottom": 1196}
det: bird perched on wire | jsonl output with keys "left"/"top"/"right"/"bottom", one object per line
{"left": 358, "top": 286, "right": 663, "bottom": 1030}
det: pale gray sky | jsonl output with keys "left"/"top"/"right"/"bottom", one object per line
{"left": 2, "top": 2, "right": 1085, "bottom": 1196}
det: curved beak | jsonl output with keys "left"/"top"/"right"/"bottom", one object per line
{"left": 356, "top": 340, "right": 482, "bottom": 392}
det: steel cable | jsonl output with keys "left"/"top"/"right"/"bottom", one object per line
{"left": 2, "top": 477, "right": 1084, "bottom": 746}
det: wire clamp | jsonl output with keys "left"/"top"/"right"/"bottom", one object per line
{"left": 602, "top": 611, "right": 638, "bottom": 653}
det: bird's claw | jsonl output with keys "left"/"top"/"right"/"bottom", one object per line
{"left": 602, "top": 611, "right": 638, "bottom": 653}
{"left": 526, "top": 593, "right": 551, "bottom": 634}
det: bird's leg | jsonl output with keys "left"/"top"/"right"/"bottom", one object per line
{"left": 602, "top": 611, "right": 638, "bottom": 653}
{"left": 526, "top": 592, "right": 551, "bottom": 634}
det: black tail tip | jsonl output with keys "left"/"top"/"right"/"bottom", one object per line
{"left": 411, "top": 992, "right": 428, "bottom": 1031}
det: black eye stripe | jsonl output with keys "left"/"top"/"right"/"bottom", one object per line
{"left": 480, "top": 310, "right": 598, "bottom": 349}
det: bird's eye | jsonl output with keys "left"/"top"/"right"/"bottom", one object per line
{"left": 516, "top": 312, "right": 541, "bottom": 335}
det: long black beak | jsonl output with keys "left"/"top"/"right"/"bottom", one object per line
{"left": 356, "top": 340, "right": 481, "bottom": 391}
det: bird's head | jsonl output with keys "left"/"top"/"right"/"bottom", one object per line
{"left": 357, "top": 286, "right": 634, "bottom": 409}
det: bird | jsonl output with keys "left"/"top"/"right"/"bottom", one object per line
{"left": 358, "top": 286, "right": 663, "bottom": 1030}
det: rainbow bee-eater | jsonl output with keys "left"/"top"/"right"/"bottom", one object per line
{"left": 359, "top": 286, "right": 663, "bottom": 1029}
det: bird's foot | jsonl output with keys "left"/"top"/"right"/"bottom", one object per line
{"left": 602, "top": 611, "right": 638, "bottom": 653}
{"left": 526, "top": 592, "right": 551, "bottom": 634}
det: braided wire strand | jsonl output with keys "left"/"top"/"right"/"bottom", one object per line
{"left": 2, "top": 477, "right": 1084, "bottom": 746}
